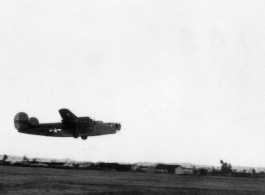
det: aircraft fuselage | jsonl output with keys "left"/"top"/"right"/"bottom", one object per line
{"left": 14, "top": 109, "right": 121, "bottom": 140}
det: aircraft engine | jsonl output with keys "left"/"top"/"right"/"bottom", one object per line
{"left": 29, "top": 117, "right": 39, "bottom": 125}
{"left": 14, "top": 112, "right": 29, "bottom": 131}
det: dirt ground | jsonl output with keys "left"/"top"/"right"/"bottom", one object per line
{"left": 0, "top": 166, "right": 264, "bottom": 195}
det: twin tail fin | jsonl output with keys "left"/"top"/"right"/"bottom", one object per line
{"left": 14, "top": 112, "right": 39, "bottom": 131}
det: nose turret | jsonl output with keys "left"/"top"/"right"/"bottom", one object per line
{"left": 115, "top": 123, "right": 121, "bottom": 131}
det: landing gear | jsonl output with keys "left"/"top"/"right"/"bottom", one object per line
{"left": 73, "top": 125, "right": 80, "bottom": 138}
{"left": 73, "top": 131, "right": 79, "bottom": 138}
{"left": 81, "top": 136, "right": 87, "bottom": 140}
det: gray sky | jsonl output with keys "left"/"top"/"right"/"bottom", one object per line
{"left": 1, "top": 0, "right": 265, "bottom": 167}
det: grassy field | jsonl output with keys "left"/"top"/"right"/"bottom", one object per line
{"left": 0, "top": 166, "right": 264, "bottom": 194}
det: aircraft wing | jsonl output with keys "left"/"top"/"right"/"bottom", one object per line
{"left": 59, "top": 109, "right": 78, "bottom": 123}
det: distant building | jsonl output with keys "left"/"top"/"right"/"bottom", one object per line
{"left": 131, "top": 165, "right": 154, "bottom": 173}
{"left": 154, "top": 164, "right": 180, "bottom": 174}
{"left": 30, "top": 163, "right": 48, "bottom": 167}
{"left": 154, "top": 164, "right": 194, "bottom": 175}
{"left": 94, "top": 162, "right": 119, "bottom": 170}
{"left": 115, "top": 164, "right": 133, "bottom": 172}
{"left": 175, "top": 167, "right": 193, "bottom": 175}
{"left": 138, "top": 166, "right": 150, "bottom": 172}
{"left": 78, "top": 162, "right": 94, "bottom": 169}
{"left": 146, "top": 166, "right": 155, "bottom": 173}
{"left": 131, "top": 164, "right": 139, "bottom": 171}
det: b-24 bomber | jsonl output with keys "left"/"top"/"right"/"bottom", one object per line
{"left": 14, "top": 109, "right": 121, "bottom": 140}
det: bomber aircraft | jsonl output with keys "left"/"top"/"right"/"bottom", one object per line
{"left": 14, "top": 108, "right": 121, "bottom": 140}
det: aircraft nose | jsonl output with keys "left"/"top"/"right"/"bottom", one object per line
{"left": 115, "top": 123, "right": 121, "bottom": 131}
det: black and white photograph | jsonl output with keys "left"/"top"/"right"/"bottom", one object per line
{"left": 0, "top": 0, "right": 265, "bottom": 194}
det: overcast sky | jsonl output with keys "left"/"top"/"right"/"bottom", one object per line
{"left": 0, "top": 0, "right": 265, "bottom": 167}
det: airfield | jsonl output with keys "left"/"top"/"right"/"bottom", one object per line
{"left": 0, "top": 165, "right": 264, "bottom": 194}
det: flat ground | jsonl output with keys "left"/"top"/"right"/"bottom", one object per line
{"left": 0, "top": 166, "right": 264, "bottom": 195}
